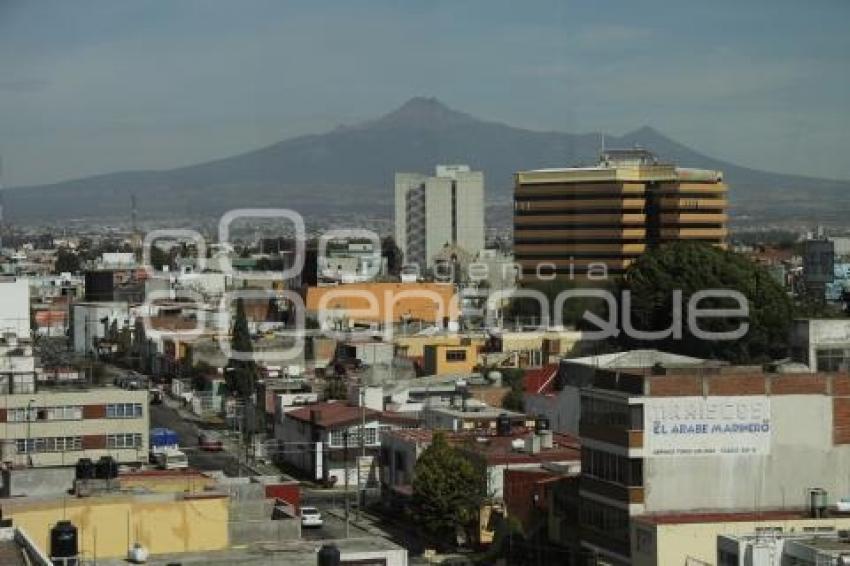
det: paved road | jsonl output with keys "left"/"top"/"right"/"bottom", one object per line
{"left": 149, "top": 402, "right": 245, "bottom": 476}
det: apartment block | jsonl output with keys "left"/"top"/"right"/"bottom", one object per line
{"left": 514, "top": 149, "right": 727, "bottom": 279}
{"left": 395, "top": 164, "right": 485, "bottom": 272}
{"left": 575, "top": 365, "right": 850, "bottom": 565}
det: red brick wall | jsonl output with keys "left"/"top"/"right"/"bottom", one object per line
{"left": 707, "top": 375, "right": 767, "bottom": 396}
{"left": 833, "top": 398, "right": 850, "bottom": 445}
{"left": 647, "top": 375, "right": 702, "bottom": 397}
{"left": 82, "top": 435, "right": 106, "bottom": 449}
{"left": 771, "top": 375, "right": 828, "bottom": 395}
{"left": 833, "top": 376, "right": 850, "bottom": 396}
{"left": 0, "top": 408, "right": 6, "bottom": 423}
{"left": 83, "top": 404, "right": 106, "bottom": 419}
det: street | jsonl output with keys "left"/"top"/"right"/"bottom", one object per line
{"left": 149, "top": 402, "right": 244, "bottom": 476}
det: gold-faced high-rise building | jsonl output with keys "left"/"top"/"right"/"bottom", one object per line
{"left": 513, "top": 149, "right": 727, "bottom": 279}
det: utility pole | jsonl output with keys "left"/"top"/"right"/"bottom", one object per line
{"left": 343, "top": 430, "right": 350, "bottom": 538}
{"left": 356, "top": 384, "right": 365, "bottom": 521}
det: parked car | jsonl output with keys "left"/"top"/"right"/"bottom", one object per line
{"left": 300, "top": 506, "right": 323, "bottom": 528}
{"left": 198, "top": 431, "right": 224, "bottom": 452}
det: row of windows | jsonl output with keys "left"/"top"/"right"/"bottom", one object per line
{"left": 579, "top": 499, "right": 630, "bottom": 545}
{"left": 582, "top": 447, "right": 643, "bottom": 487}
{"left": 16, "top": 436, "right": 82, "bottom": 454}
{"left": 108, "top": 433, "right": 143, "bottom": 449}
{"left": 8, "top": 406, "right": 83, "bottom": 422}
{"left": 515, "top": 191, "right": 726, "bottom": 201}
{"left": 328, "top": 427, "right": 378, "bottom": 448}
{"left": 106, "top": 403, "right": 143, "bottom": 418}
{"left": 514, "top": 206, "right": 725, "bottom": 216}
{"left": 580, "top": 396, "right": 643, "bottom": 429}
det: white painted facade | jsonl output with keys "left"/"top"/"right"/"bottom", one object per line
{"left": 0, "top": 277, "right": 31, "bottom": 339}
{"left": 394, "top": 165, "right": 484, "bottom": 271}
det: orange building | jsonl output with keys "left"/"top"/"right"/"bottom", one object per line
{"left": 305, "top": 282, "right": 459, "bottom": 325}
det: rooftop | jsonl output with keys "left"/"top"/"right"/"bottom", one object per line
{"left": 634, "top": 508, "right": 850, "bottom": 526}
{"left": 98, "top": 537, "right": 405, "bottom": 566}
{"left": 386, "top": 428, "right": 581, "bottom": 465}
{"left": 285, "top": 401, "right": 380, "bottom": 428}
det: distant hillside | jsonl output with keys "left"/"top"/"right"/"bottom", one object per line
{"left": 4, "top": 97, "right": 848, "bottom": 224}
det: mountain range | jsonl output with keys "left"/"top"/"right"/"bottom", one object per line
{"left": 3, "top": 97, "right": 848, "bottom": 226}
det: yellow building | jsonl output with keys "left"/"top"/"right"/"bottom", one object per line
{"left": 5, "top": 492, "right": 229, "bottom": 559}
{"left": 514, "top": 149, "right": 727, "bottom": 279}
{"left": 422, "top": 343, "right": 479, "bottom": 375}
{"left": 394, "top": 333, "right": 486, "bottom": 358}
{"left": 631, "top": 510, "right": 850, "bottom": 566}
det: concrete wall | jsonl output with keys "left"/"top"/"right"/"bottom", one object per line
{"left": 6, "top": 494, "right": 229, "bottom": 559}
{"left": 643, "top": 394, "right": 850, "bottom": 513}
{"left": 524, "top": 385, "right": 581, "bottom": 435}
{"left": 5, "top": 467, "right": 75, "bottom": 498}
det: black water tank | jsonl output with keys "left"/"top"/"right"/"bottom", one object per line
{"left": 50, "top": 520, "right": 78, "bottom": 565}
{"left": 535, "top": 415, "right": 551, "bottom": 433}
{"left": 496, "top": 413, "right": 512, "bottom": 436}
{"left": 75, "top": 458, "right": 95, "bottom": 480}
{"left": 317, "top": 544, "right": 340, "bottom": 566}
{"left": 95, "top": 456, "right": 118, "bottom": 480}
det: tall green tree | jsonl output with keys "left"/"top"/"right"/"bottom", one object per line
{"left": 412, "top": 432, "right": 486, "bottom": 546}
{"left": 54, "top": 248, "right": 80, "bottom": 274}
{"left": 617, "top": 241, "right": 793, "bottom": 363}
{"left": 226, "top": 298, "right": 259, "bottom": 398}
{"left": 381, "top": 236, "right": 403, "bottom": 276}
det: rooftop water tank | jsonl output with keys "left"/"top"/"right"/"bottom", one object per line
{"left": 50, "top": 520, "right": 78, "bottom": 566}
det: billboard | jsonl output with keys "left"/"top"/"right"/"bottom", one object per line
{"left": 643, "top": 396, "right": 771, "bottom": 458}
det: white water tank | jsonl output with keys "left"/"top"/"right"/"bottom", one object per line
{"left": 128, "top": 543, "right": 148, "bottom": 563}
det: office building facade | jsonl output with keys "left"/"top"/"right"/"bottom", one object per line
{"left": 395, "top": 165, "right": 485, "bottom": 272}
{"left": 513, "top": 149, "right": 727, "bottom": 279}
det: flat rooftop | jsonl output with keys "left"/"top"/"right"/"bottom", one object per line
{"left": 635, "top": 508, "right": 850, "bottom": 526}
{"left": 98, "top": 537, "right": 405, "bottom": 566}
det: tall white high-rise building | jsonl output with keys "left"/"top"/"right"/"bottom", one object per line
{"left": 394, "top": 165, "right": 484, "bottom": 271}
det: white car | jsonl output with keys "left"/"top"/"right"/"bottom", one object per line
{"left": 300, "top": 506, "right": 323, "bottom": 528}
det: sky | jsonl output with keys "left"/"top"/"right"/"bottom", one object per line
{"left": 1, "top": 0, "right": 849, "bottom": 187}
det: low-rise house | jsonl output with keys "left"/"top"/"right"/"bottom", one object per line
{"left": 275, "top": 401, "right": 416, "bottom": 486}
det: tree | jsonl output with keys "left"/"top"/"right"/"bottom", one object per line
{"left": 617, "top": 241, "right": 793, "bottom": 363}
{"left": 54, "top": 248, "right": 80, "bottom": 274}
{"left": 411, "top": 432, "right": 486, "bottom": 546}
{"left": 226, "top": 298, "right": 259, "bottom": 398}
{"left": 381, "top": 236, "right": 403, "bottom": 276}
{"left": 325, "top": 377, "right": 348, "bottom": 400}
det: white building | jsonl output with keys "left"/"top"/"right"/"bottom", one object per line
{"left": 791, "top": 318, "right": 850, "bottom": 372}
{"left": 0, "top": 277, "right": 31, "bottom": 339}
{"left": 394, "top": 164, "right": 484, "bottom": 272}
{"left": 71, "top": 302, "right": 131, "bottom": 354}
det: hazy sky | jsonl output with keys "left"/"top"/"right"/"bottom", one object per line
{"left": 2, "top": 0, "right": 849, "bottom": 187}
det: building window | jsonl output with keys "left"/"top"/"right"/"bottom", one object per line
{"left": 16, "top": 436, "right": 82, "bottom": 453}
{"left": 107, "top": 433, "right": 143, "bottom": 449}
{"left": 445, "top": 349, "right": 467, "bottom": 362}
{"left": 8, "top": 406, "right": 83, "bottom": 422}
{"left": 581, "top": 446, "right": 643, "bottom": 486}
{"left": 816, "top": 348, "right": 850, "bottom": 372}
{"left": 106, "top": 403, "right": 143, "bottom": 418}
{"left": 330, "top": 427, "right": 377, "bottom": 447}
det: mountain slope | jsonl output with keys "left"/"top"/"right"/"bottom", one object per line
{"left": 4, "top": 97, "right": 848, "bottom": 223}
